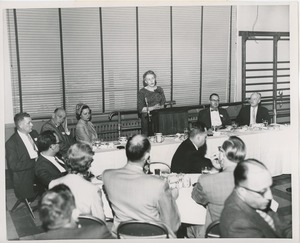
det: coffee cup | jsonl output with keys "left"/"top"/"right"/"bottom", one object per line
{"left": 154, "top": 133, "right": 164, "bottom": 143}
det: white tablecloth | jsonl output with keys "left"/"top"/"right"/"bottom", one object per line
{"left": 90, "top": 126, "right": 293, "bottom": 177}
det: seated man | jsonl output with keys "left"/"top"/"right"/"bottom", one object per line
{"left": 35, "top": 130, "right": 67, "bottom": 188}
{"left": 36, "top": 184, "right": 114, "bottom": 240}
{"left": 5, "top": 112, "right": 39, "bottom": 200}
{"left": 236, "top": 92, "right": 271, "bottom": 126}
{"left": 41, "top": 108, "right": 74, "bottom": 159}
{"left": 171, "top": 122, "right": 212, "bottom": 173}
{"left": 103, "top": 134, "right": 180, "bottom": 237}
{"left": 197, "top": 93, "right": 231, "bottom": 130}
{"left": 220, "top": 159, "right": 292, "bottom": 238}
{"left": 191, "top": 136, "right": 246, "bottom": 237}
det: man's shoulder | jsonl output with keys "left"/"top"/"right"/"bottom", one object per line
{"left": 198, "top": 108, "right": 209, "bottom": 114}
{"left": 6, "top": 132, "right": 19, "bottom": 145}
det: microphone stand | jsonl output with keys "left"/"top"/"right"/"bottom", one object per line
{"left": 145, "top": 97, "right": 153, "bottom": 135}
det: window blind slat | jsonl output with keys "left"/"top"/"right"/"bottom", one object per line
{"left": 61, "top": 8, "right": 102, "bottom": 115}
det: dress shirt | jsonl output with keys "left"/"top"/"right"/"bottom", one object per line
{"left": 40, "top": 153, "right": 66, "bottom": 173}
{"left": 191, "top": 141, "right": 198, "bottom": 150}
{"left": 250, "top": 106, "right": 258, "bottom": 125}
{"left": 210, "top": 109, "right": 222, "bottom": 127}
{"left": 17, "top": 130, "right": 38, "bottom": 159}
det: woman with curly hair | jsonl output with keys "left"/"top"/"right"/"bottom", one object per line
{"left": 49, "top": 143, "right": 105, "bottom": 221}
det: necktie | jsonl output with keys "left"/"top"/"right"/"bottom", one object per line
{"left": 251, "top": 107, "right": 256, "bottom": 124}
{"left": 256, "top": 210, "right": 276, "bottom": 231}
{"left": 211, "top": 108, "right": 218, "bottom": 112}
{"left": 55, "top": 157, "right": 66, "bottom": 170}
{"left": 27, "top": 134, "right": 38, "bottom": 151}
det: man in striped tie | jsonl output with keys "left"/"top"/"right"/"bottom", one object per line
{"left": 219, "top": 159, "right": 292, "bottom": 238}
{"left": 35, "top": 130, "right": 67, "bottom": 189}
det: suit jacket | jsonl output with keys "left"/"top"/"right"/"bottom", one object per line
{"left": 220, "top": 190, "right": 292, "bottom": 238}
{"left": 41, "top": 119, "right": 74, "bottom": 158}
{"left": 35, "top": 155, "right": 66, "bottom": 188}
{"left": 191, "top": 166, "right": 235, "bottom": 229}
{"left": 35, "top": 224, "right": 114, "bottom": 240}
{"left": 5, "top": 130, "right": 39, "bottom": 199}
{"left": 171, "top": 138, "right": 212, "bottom": 173}
{"left": 236, "top": 105, "right": 271, "bottom": 126}
{"left": 103, "top": 163, "right": 181, "bottom": 236}
{"left": 197, "top": 108, "right": 231, "bottom": 129}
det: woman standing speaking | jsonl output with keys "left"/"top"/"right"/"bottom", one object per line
{"left": 138, "top": 70, "right": 166, "bottom": 136}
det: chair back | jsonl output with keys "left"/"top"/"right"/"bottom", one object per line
{"left": 78, "top": 215, "right": 106, "bottom": 227}
{"left": 117, "top": 221, "right": 169, "bottom": 239}
{"left": 205, "top": 220, "right": 220, "bottom": 238}
{"left": 149, "top": 162, "right": 171, "bottom": 174}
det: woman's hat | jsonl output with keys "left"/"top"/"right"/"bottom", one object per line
{"left": 75, "top": 103, "right": 86, "bottom": 116}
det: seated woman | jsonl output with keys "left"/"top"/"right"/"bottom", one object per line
{"left": 49, "top": 143, "right": 105, "bottom": 221}
{"left": 75, "top": 103, "right": 98, "bottom": 144}
{"left": 37, "top": 184, "right": 114, "bottom": 240}
{"left": 138, "top": 70, "right": 166, "bottom": 136}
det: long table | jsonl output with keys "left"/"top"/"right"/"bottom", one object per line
{"left": 90, "top": 126, "right": 293, "bottom": 177}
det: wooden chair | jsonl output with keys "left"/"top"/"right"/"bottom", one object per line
{"left": 205, "top": 220, "right": 221, "bottom": 238}
{"left": 117, "top": 220, "right": 169, "bottom": 239}
{"left": 149, "top": 162, "right": 171, "bottom": 174}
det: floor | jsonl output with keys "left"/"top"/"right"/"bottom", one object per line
{"left": 6, "top": 174, "right": 292, "bottom": 240}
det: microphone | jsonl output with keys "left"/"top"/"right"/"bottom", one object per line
{"left": 145, "top": 97, "right": 151, "bottom": 122}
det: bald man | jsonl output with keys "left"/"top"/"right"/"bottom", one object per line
{"left": 236, "top": 92, "right": 271, "bottom": 126}
{"left": 220, "top": 159, "right": 292, "bottom": 238}
{"left": 103, "top": 134, "right": 180, "bottom": 238}
{"left": 41, "top": 108, "right": 74, "bottom": 158}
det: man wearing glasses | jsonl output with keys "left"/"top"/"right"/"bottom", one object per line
{"left": 35, "top": 130, "right": 67, "bottom": 189}
{"left": 197, "top": 93, "right": 231, "bottom": 130}
{"left": 220, "top": 159, "right": 292, "bottom": 238}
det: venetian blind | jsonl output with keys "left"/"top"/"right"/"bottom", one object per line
{"left": 10, "top": 8, "right": 62, "bottom": 118}
{"left": 201, "top": 6, "right": 233, "bottom": 104}
{"left": 61, "top": 8, "right": 103, "bottom": 115}
{"left": 102, "top": 7, "right": 137, "bottom": 112}
{"left": 138, "top": 6, "right": 171, "bottom": 101}
{"left": 172, "top": 6, "right": 202, "bottom": 106}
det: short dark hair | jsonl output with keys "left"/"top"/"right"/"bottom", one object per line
{"left": 222, "top": 136, "right": 246, "bottom": 163}
{"left": 65, "top": 143, "right": 94, "bottom": 174}
{"left": 126, "top": 134, "right": 151, "bottom": 162}
{"left": 54, "top": 107, "right": 65, "bottom": 114}
{"left": 189, "top": 121, "right": 206, "bottom": 138}
{"left": 209, "top": 93, "right": 219, "bottom": 100}
{"left": 37, "top": 130, "right": 57, "bottom": 152}
{"left": 143, "top": 70, "right": 157, "bottom": 87}
{"left": 39, "top": 184, "right": 75, "bottom": 230}
{"left": 14, "top": 112, "right": 30, "bottom": 128}
{"left": 234, "top": 158, "right": 267, "bottom": 186}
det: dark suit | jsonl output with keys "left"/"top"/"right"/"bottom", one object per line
{"left": 171, "top": 138, "right": 212, "bottom": 173}
{"left": 35, "top": 155, "right": 66, "bottom": 188}
{"left": 35, "top": 224, "right": 114, "bottom": 240}
{"left": 236, "top": 105, "right": 271, "bottom": 126}
{"left": 5, "top": 130, "right": 39, "bottom": 199}
{"left": 220, "top": 190, "right": 292, "bottom": 238}
{"left": 197, "top": 108, "right": 231, "bottom": 129}
{"left": 41, "top": 119, "right": 74, "bottom": 158}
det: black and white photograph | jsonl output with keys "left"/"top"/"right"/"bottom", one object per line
{"left": 1, "top": 0, "right": 298, "bottom": 242}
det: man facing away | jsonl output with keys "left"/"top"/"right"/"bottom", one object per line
{"left": 220, "top": 158, "right": 292, "bottom": 238}
{"left": 197, "top": 93, "right": 231, "bottom": 130}
{"left": 191, "top": 136, "right": 246, "bottom": 236}
{"left": 5, "top": 112, "right": 39, "bottom": 200}
{"left": 236, "top": 92, "right": 271, "bottom": 126}
{"left": 41, "top": 108, "right": 74, "bottom": 159}
{"left": 103, "top": 134, "right": 181, "bottom": 237}
{"left": 35, "top": 130, "right": 67, "bottom": 189}
{"left": 171, "top": 122, "right": 212, "bottom": 173}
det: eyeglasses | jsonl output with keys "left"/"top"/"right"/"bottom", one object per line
{"left": 210, "top": 99, "right": 220, "bottom": 102}
{"left": 239, "top": 185, "right": 269, "bottom": 197}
